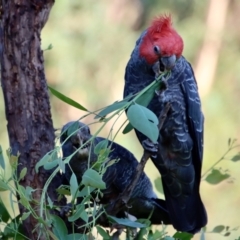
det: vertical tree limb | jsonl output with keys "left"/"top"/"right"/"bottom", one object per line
{"left": 0, "top": 1, "right": 66, "bottom": 239}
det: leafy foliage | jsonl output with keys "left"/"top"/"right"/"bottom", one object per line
{"left": 1, "top": 82, "right": 240, "bottom": 239}
{"left": 202, "top": 138, "right": 240, "bottom": 185}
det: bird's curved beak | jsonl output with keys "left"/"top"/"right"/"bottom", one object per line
{"left": 160, "top": 55, "right": 176, "bottom": 71}
{"left": 152, "top": 55, "right": 177, "bottom": 78}
{"left": 71, "top": 132, "right": 89, "bottom": 157}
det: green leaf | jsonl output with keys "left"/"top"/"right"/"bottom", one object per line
{"left": 148, "top": 229, "right": 166, "bottom": 240}
{"left": 70, "top": 173, "right": 79, "bottom": 197}
{"left": 122, "top": 122, "right": 133, "bottom": 134}
{"left": 68, "top": 204, "right": 86, "bottom": 222}
{"left": 212, "top": 225, "right": 225, "bottom": 233}
{"left": 43, "top": 159, "right": 59, "bottom": 170}
{"left": 106, "top": 159, "right": 119, "bottom": 168}
{"left": 19, "top": 167, "right": 27, "bottom": 180}
{"left": 77, "top": 186, "right": 95, "bottom": 197}
{"left": 18, "top": 186, "right": 30, "bottom": 207}
{"left": 56, "top": 186, "right": 71, "bottom": 196}
{"left": 66, "top": 121, "right": 79, "bottom": 137}
{"left": 0, "top": 145, "right": 5, "bottom": 170}
{"left": 228, "top": 138, "right": 231, "bottom": 147}
{"left": 0, "top": 199, "right": 11, "bottom": 222}
{"left": 51, "top": 214, "right": 68, "bottom": 240}
{"left": 108, "top": 215, "right": 146, "bottom": 228}
{"left": 82, "top": 169, "right": 106, "bottom": 189}
{"left": 134, "top": 226, "right": 148, "bottom": 239}
{"left": 173, "top": 231, "right": 193, "bottom": 240}
{"left": 94, "top": 139, "right": 109, "bottom": 154}
{"left": 95, "top": 100, "right": 128, "bottom": 119}
{"left": 96, "top": 226, "right": 110, "bottom": 239}
{"left": 231, "top": 153, "right": 240, "bottom": 162}
{"left": 0, "top": 179, "right": 9, "bottom": 191}
{"left": 58, "top": 157, "right": 65, "bottom": 173}
{"left": 35, "top": 152, "right": 52, "bottom": 173}
{"left": 21, "top": 211, "right": 31, "bottom": 221}
{"left": 25, "top": 186, "right": 35, "bottom": 200}
{"left": 224, "top": 232, "right": 231, "bottom": 236}
{"left": 136, "top": 80, "right": 161, "bottom": 107}
{"left": 205, "top": 169, "right": 230, "bottom": 184}
{"left": 48, "top": 196, "right": 53, "bottom": 209}
{"left": 127, "top": 104, "right": 159, "bottom": 143}
{"left": 48, "top": 86, "right": 88, "bottom": 111}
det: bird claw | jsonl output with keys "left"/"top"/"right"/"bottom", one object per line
{"left": 142, "top": 139, "right": 158, "bottom": 158}
{"left": 155, "top": 77, "right": 167, "bottom": 97}
{"left": 152, "top": 61, "right": 161, "bottom": 78}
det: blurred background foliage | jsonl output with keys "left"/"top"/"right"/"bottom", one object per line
{"left": 1, "top": 0, "right": 240, "bottom": 239}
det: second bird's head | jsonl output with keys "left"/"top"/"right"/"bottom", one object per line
{"left": 139, "top": 14, "right": 183, "bottom": 72}
{"left": 60, "top": 121, "right": 92, "bottom": 160}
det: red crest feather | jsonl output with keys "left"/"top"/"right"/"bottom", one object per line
{"left": 139, "top": 14, "right": 184, "bottom": 64}
{"left": 148, "top": 15, "right": 172, "bottom": 37}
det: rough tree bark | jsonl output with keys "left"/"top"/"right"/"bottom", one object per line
{"left": 0, "top": 0, "right": 66, "bottom": 239}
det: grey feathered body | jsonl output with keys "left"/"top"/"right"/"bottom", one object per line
{"left": 124, "top": 33, "right": 207, "bottom": 233}
{"left": 60, "top": 121, "right": 171, "bottom": 224}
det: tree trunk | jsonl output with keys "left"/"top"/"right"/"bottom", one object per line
{"left": 0, "top": 0, "right": 65, "bottom": 239}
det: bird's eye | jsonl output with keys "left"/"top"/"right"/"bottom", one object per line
{"left": 153, "top": 45, "right": 160, "bottom": 55}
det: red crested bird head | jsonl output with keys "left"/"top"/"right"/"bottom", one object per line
{"left": 139, "top": 15, "right": 184, "bottom": 69}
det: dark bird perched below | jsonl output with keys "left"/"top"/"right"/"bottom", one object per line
{"left": 60, "top": 121, "right": 171, "bottom": 225}
{"left": 124, "top": 15, "right": 207, "bottom": 233}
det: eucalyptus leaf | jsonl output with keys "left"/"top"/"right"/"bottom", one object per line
{"left": 108, "top": 215, "right": 146, "bottom": 228}
{"left": 82, "top": 169, "right": 106, "bottom": 189}
{"left": 35, "top": 153, "right": 52, "bottom": 173}
{"left": 48, "top": 196, "right": 53, "bottom": 209}
{"left": 19, "top": 167, "right": 27, "bottom": 180}
{"left": 0, "top": 145, "right": 5, "bottom": 170}
{"left": 224, "top": 232, "right": 231, "bottom": 236}
{"left": 205, "top": 169, "right": 230, "bottom": 184}
{"left": 43, "top": 159, "right": 59, "bottom": 171}
{"left": 94, "top": 139, "right": 109, "bottom": 154}
{"left": 173, "top": 231, "right": 193, "bottom": 240}
{"left": 77, "top": 186, "right": 95, "bottom": 197}
{"left": 96, "top": 226, "right": 110, "bottom": 239}
{"left": 68, "top": 204, "right": 86, "bottom": 222}
{"left": 48, "top": 86, "right": 88, "bottom": 111}
{"left": 136, "top": 80, "right": 161, "bottom": 107}
{"left": 0, "top": 199, "right": 11, "bottom": 222}
{"left": 127, "top": 104, "right": 159, "bottom": 143}
{"left": 0, "top": 179, "right": 9, "bottom": 191}
{"left": 25, "top": 186, "right": 35, "bottom": 200}
{"left": 66, "top": 121, "right": 79, "bottom": 137}
{"left": 21, "top": 211, "right": 31, "bottom": 221}
{"left": 122, "top": 122, "right": 133, "bottom": 134}
{"left": 51, "top": 214, "right": 68, "bottom": 240}
{"left": 70, "top": 173, "right": 79, "bottom": 197}
{"left": 231, "top": 154, "right": 240, "bottom": 162}
{"left": 212, "top": 225, "right": 225, "bottom": 233}
{"left": 95, "top": 100, "right": 128, "bottom": 119}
